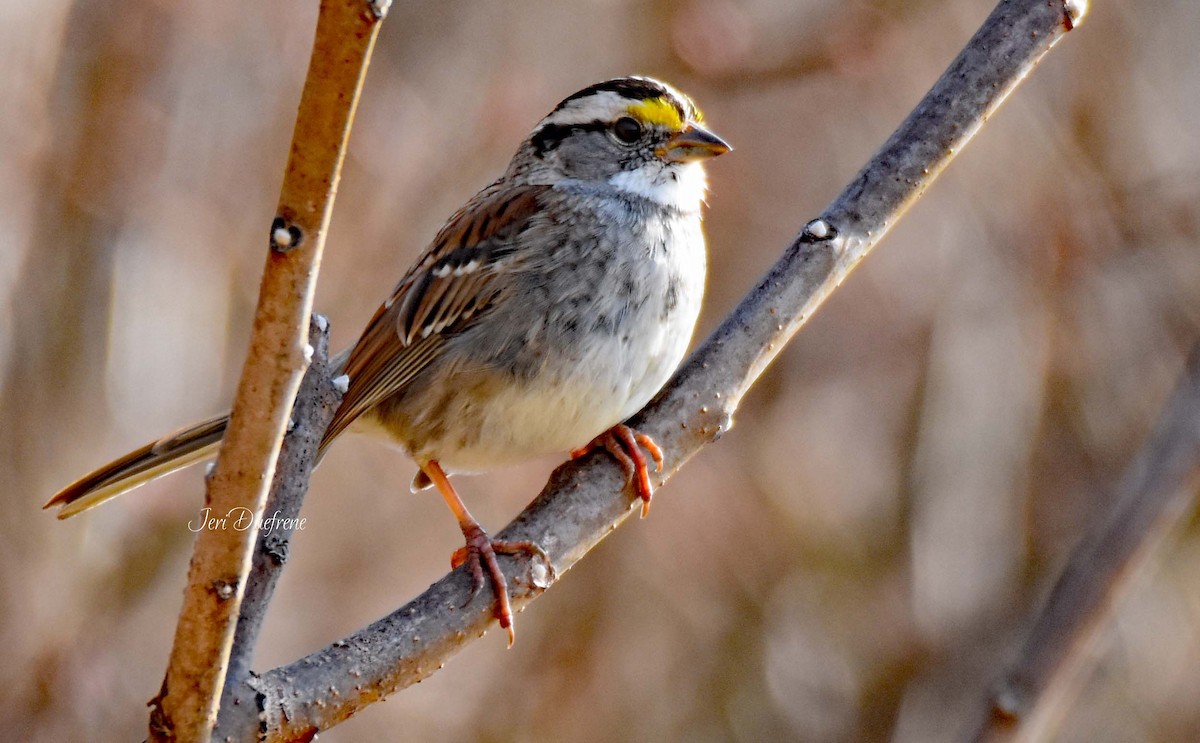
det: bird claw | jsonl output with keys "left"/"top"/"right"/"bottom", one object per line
{"left": 571, "top": 423, "right": 664, "bottom": 518}
{"left": 451, "top": 524, "right": 552, "bottom": 647}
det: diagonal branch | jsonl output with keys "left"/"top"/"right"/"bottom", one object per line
{"left": 969, "top": 343, "right": 1200, "bottom": 742}
{"left": 215, "top": 0, "right": 1088, "bottom": 739}
{"left": 148, "top": 1, "right": 383, "bottom": 739}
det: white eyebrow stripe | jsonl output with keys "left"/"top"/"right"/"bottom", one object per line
{"left": 539, "top": 91, "right": 630, "bottom": 128}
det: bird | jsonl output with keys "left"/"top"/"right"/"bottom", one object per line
{"left": 44, "top": 76, "right": 731, "bottom": 644}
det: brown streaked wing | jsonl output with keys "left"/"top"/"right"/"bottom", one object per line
{"left": 319, "top": 184, "right": 549, "bottom": 449}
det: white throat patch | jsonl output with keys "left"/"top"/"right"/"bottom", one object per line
{"left": 608, "top": 161, "right": 708, "bottom": 211}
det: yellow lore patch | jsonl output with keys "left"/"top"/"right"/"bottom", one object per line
{"left": 628, "top": 97, "right": 688, "bottom": 130}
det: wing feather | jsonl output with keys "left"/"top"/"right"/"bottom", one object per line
{"left": 320, "top": 184, "right": 548, "bottom": 448}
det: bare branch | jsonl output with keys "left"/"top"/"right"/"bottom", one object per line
{"left": 969, "top": 343, "right": 1200, "bottom": 742}
{"left": 220, "top": 316, "right": 342, "bottom": 704}
{"left": 148, "top": 1, "right": 382, "bottom": 739}
{"left": 215, "top": 0, "right": 1088, "bottom": 739}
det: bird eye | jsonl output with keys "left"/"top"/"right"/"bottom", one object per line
{"left": 612, "top": 116, "right": 642, "bottom": 144}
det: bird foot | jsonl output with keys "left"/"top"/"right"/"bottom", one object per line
{"left": 450, "top": 524, "right": 552, "bottom": 647}
{"left": 571, "top": 423, "right": 664, "bottom": 518}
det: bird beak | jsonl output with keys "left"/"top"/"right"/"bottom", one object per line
{"left": 661, "top": 123, "right": 732, "bottom": 163}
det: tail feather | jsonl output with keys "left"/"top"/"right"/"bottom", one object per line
{"left": 44, "top": 414, "right": 228, "bottom": 519}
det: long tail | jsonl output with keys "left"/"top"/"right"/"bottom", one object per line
{"left": 43, "top": 414, "right": 229, "bottom": 519}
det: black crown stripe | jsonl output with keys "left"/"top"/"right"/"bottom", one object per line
{"left": 553, "top": 77, "right": 689, "bottom": 122}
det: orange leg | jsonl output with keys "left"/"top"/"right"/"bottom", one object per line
{"left": 421, "top": 460, "right": 549, "bottom": 647}
{"left": 571, "top": 423, "right": 665, "bottom": 518}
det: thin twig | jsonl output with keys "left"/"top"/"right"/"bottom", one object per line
{"left": 215, "top": 0, "right": 1087, "bottom": 739}
{"left": 219, "top": 315, "right": 342, "bottom": 711}
{"left": 148, "top": 1, "right": 382, "bottom": 739}
{"left": 970, "top": 343, "right": 1200, "bottom": 742}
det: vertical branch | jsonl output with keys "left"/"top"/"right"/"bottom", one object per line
{"left": 149, "top": 1, "right": 384, "bottom": 739}
{"left": 220, "top": 315, "right": 342, "bottom": 701}
{"left": 970, "top": 344, "right": 1200, "bottom": 742}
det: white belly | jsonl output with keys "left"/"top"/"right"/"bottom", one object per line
{"left": 464, "top": 321, "right": 691, "bottom": 466}
{"left": 445, "top": 239, "right": 702, "bottom": 472}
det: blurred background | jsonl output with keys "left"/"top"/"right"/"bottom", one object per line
{"left": 4, "top": 0, "right": 1200, "bottom": 740}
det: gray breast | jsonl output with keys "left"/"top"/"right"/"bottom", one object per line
{"left": 457, "top": 188, "right": 702, "bottom": 385}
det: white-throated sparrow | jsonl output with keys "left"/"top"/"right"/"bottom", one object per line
{"left": 45, "top": 76, "right": 730, "bottom": 643}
